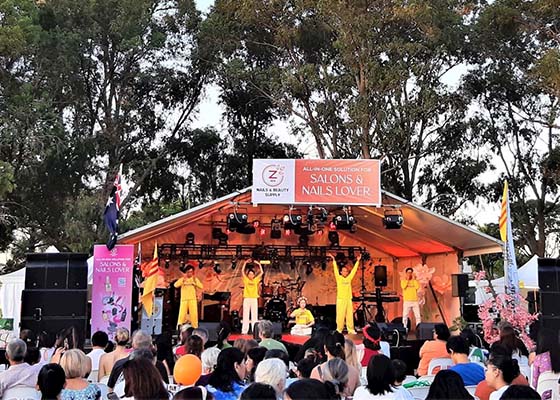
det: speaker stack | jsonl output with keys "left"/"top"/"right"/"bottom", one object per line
{"left": 538, "top": 258, "right": 560, "bottom": 331}
{"left": 21, "top": 253, "right": 88, "bottom": 348}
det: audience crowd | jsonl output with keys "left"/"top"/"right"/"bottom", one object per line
{"left": 0, "top": 318, "right": 556, "bottom": 400}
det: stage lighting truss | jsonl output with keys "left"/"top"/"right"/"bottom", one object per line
{"left": 283, "top": 210, "right": 303, "bottom": 231}
{"left": 332, "top": 208, "right": 357, "bottom": 233}
{"left": 383, "top": 208, "right": 403, "bottom": 229}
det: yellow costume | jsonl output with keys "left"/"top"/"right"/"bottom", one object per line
{"left": 174, "top": 276, "right": 203, "bottom": 328}
{"left": 333, "top": 259, "right": 359, "bottom": 334}
{"left": 293, "top": 309, "right": 314, "bottom": 325}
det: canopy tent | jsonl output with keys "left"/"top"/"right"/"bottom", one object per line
{"left": 470, "top": 255, "right": 539, "bottom": 305}
{"left": 118, "top": 187, "right": 502, "bottom": 324}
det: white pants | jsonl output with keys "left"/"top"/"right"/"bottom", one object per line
{"left": 242, "top": 297, "right": 258, "bottom": 334}
{"left": 291, "top": 324, "right": 312, "bottom": 336}
{"left": 402, "top": 300, "right": 421, "bottom": 330}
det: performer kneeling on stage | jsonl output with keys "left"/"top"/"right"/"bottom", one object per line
{"left": 241, "top": 258, "right": 263, "bottom": 334}
{"left": 290, "top": 297, "right": 315, "bottom": 336}
{"left": 330, "top": 253, "right": 361, "bottom": 335}
{"left": 174, "top": 264, "right": 203, "bottom": 328}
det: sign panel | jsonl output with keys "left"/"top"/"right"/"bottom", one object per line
{"left": 252, "top": 159, "right": 381, "bottom": 205}
{"left": 91, "top": 245, "right": 134, "bottom": 340}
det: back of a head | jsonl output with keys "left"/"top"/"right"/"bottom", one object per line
{"left": 60, "top": 349, "right": 89, "bottom": 379}
{"left": 38, "top": 363, "right": 66, "bottom": 400}
{"left": 460, "top": 327, "right": 478, "bottom": 348}
{"left": 264, "top": 349, "right": 289, "bottom": 368}
{"left": 259, "top": 320, "right": 273, "bottom": 339}
{"left": 426, "top": 369, "right": 473, "bottom": 400}
{"left": 124, "top": 357, "right": 168, "bottom": 400}
{"left": 20, "top": 329, "right": 37, "bottom": 347}
{"left": 488, "top": 353, "right": 519, "bottom": 384}
{"left": 187, "top": 335, "right": 204, "bottom": 357}
{"left": 254, "top": 358, "right": 287, "bottom": 395}
{"left": 6, "top": 339, "right": 27, "bottom": 362}
{"left": 173, "top": 386, "right": 211, "bottom": 400}
{"left": 24, "top": 347, "right": 41, "bottom": 365}
{"left": 325, "top": 331, "right": 346, "bottom": 359}
{"left": 92, "top": 331, "right": 109, "bottom": 348}
{"left": 322, "top": 358, "right": 349, "bottom": 397}
{"left": 130, "top": 348, "right": 156, "bottom": 362}
{"left": 285, "top": 378, "right": 330, "bottom": 400}
{"left": 217, "top": 322, "right": 231, "bottom": 348}
{"left": 297, "top": 357, "right": 318, "bottom": 378}
{"left": 192, "top": 328, "right": 209, "bottom": 345}
{"left": 115, "top": 327, "right": 130, "bottom": 346}
{"left": 499, "top": 326, "right": 519, "bottom": 352}
{"left": 500, "top": 385, "right": 541, "bottom": 400}
{"left": 363, "top": 324, "right": 382, "bottom": 351}
{"left": 132, "top": 330, "right": 152, "bottom": 349}
{"left": 446, "top": 335, "right": 470, "bottom": 355}
{"left": 391, "top": 359, "right": 407, "bottom": 384}
{"left": 240, "top": 383, "right": 277, "bottom": 400}
{"left": 208, "top": 347, "right": 245, "bottom": 392}
{"left": 38, "top": 331, "right": 56, "bottom": 349}
{"left": 434, "top": 324, "right": 450, "bottom": 341}
{"left": 201, "top": 347, "right": 221, "bottom": 372}
{"left": 366, "top": 354, "right": 394, "bottom": 396}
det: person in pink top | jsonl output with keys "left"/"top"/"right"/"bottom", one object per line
{"left": 417, "top": 324, "right": 450, "bottom": 376}
{"left": 531, "top": 328, "right": 560, "bottom": 399}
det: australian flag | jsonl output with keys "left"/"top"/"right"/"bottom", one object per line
{"left": 104, "top": 165, "right": 123, "bottom": 250}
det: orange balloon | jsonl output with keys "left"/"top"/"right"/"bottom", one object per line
{"left": 174, "top": 354, "right": 202, "bottom": 386}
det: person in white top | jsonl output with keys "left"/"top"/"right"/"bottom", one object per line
{"left": 0, "top": 339, "right": 43, "bottom": 397}
{"left": 354, "top": 354, "right": 398, "bottom": 400}
{"left": 485, "top": 353, "right": 519, "bottom": 400}
{"left": 87, "top": 331, "right": 109, "bottom": 372}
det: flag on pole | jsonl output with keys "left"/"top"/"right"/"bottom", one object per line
{"left": 141, "top": 243, "right": 160, "bottom": 317}
{"left": 499, "top": 181, "right": 519, "bottom": 295}
{"left": 103, "top": 164, "right": 123, "bottom": 250}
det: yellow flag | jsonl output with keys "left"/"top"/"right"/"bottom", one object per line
{"left": 140, "top": 243, "right": 159, "bottom": 317}
{"left": 499, "top": 181, "right": 508, "bottom": 242}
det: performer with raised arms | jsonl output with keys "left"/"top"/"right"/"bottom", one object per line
{"left": 241, "top": 258, "right": 263, "bottom": 334}
{"left": 330, "top": 253, "right": 361, "bottom": 334}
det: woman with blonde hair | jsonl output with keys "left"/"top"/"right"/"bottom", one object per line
{"left": 98, "top": 327, "right": 130, "bottom": 381}
{"left": 59, "top": 349, "right": 101, "bottom": 400}
{"left": 344, "top": 338, "right": 362, "bottom": 373}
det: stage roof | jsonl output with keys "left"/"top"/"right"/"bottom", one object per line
{"left": 119, "top": 187, "right": 503, "bottom": 258}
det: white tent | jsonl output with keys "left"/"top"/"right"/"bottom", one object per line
{"left": 471, "top": 255, "right": 539, "bottom": 304}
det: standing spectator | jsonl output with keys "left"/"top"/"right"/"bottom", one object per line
{"left": 484, "top": 353, "right": 519, "bottom": 400}
{"left": 196, "top": 347, "right": 221, "bottom": 386}
{"left": 254, "top": 358, "right": 287, "bottom": 398}
{"left": 122, "top": 357, "right": 169, "bottom": 400}
{"left": 207, "top": 348, "right": 247, "bottom": 400}
{"left": 245, "top": 347, "right": 267, "bottom": 383}
{"left": 37, "top": 363, "right": 66, "bottom": 400}
{"left": 59, "top": 349, "right": 101, "bottom": 400}
{"left": 353, "top": 354, "right": 396, "bottom": 400}
{"left": 447, "top": 336, "right": 485, "bottom": 385}
{"left": 531, "top": 328, "right": 560, "bottom": 392}
{"left": 98, "top": 327, "right": 130, "bottom": 382}
{"left": 425, "top": 370, "right": 474, "bottom": 400}
{"left": 188, "top": 335, "right": 204, "bottom": 358}
{"left": 87, "top": 331, "right": 109, "bottom": 374}
{"left": 0, "top": 339, "right": 42, "bottom": 397}
{"left": 417, "top": 324, "right": 450, "bottom": 376}
{"left": 257, "top": 321, "right": 287, "bottom": 354}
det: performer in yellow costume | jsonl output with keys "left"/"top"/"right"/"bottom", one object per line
{"left": 241, "top": 258, "right": 263, "bottom": 334}
{"left": 290, "top": 297, "right": 315, "bottom": 336}
{"left": 174, "top": 264, "right": 203, "bottom": 328}
{"left": 330, "top": 253, "right": 361, "bottom": 334}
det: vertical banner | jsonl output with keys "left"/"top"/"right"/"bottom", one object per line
{"left": 91, "top": 244, "right": 134, "bottom": 340}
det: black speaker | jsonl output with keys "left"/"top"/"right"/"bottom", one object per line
{"left": 417, "top": 322, "right": 438, "bottom": 340}
{"left": 541, "top": 316, "right": 560, "bottom": 332}
{"left": 540, "top": 292, "right": 560, "bottom": 317}
{"left": 463, "top": 304, "right": 480, "bottom": 322}
{"left": 452, "top": 274, "right": 469, "bottom": 297}
{"left": 538, "top": 258, "right": 560, "bottom": 292}
{"left": 25, "top": 253, "right": 88, "bottom": 290}
{"left": 374, "top": 265, "right": 388, "bottom": 287}
{"left": 376, "top": 322, "right": 406, "bottom": 346}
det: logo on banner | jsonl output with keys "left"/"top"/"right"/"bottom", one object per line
{"left": 110, "top": 248, "right": 118, "bottom": 257}
{"left": 262, "top": 164, "right": 286, "bottom": 187}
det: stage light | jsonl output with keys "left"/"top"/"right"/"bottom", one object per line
{"left": 285, "top": 229, "right": 291, "bottom": 236}
{"left": 299, "top": 234, "right": 309, "bottom": 247}
{"left": 383, "top": 209, "right": 403, "bottom": 229}
{"left": 333, "top": 213, "right": 356, "bottom": 231}
{"left": 227, "top": 212, "right": 256, "bottom": 234}
{"left": 253, "top": 220, "right": 260, "bottom": 228}
{"left": 283, "top": 213, "right": 302, "bottom": 230}
{"left": 164, "top": 259, "right": 170, "bottom": 269}
{"left": 329, "top": 221, "right": 337, "bottom": 230}
{"left": 305, "top": 260, "right": 313, "bottom": 275}
{"left": 259, "top": 228, "right": 266, "bottom": 236}
{"left": 321, "top": 261, "right": 327, "bottom": 271}
{"left": 179, "top": 260, "right": 187, "bottom": 273}
{"left": 348, "top": 247, "right": 355, "bottom": 260}
{"left": 317, "top": 229, "right": 324, "bottom": 236}
{"left": 213, "top": 263, "right": 222, "bottom": 274}
{"left": 328, "top": 231, "right": 340, "bottom": 247}
{"left": 198, "top": 260, "right": 204, "bottom": 269}
{"left": 186, "top": 232, "right": 195, "bottom": 245}
{"left": 270, "top": 219, "right": 282, "bottom": 239}
{"left": 231, "top": 259, "right": 237, "bottom": 270}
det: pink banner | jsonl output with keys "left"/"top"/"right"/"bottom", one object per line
{"left": 91, "top": 245, "right": 134, "bottom": 340}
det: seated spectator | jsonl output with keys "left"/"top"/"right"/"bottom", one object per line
{"left": 344, "top": 339, "right": 362, "bottom": 374}
{"left": 461, "top": 327, "right": 485, "bottom": 363}
{"left": 233, "top": 338, "right": 259, "bottom": 356}
{"left": 122, "top": 357, "right": 168, "bottom": 400}
{"left": 188, "top": 335, "right": 204, "bottom": 358}
{"left": 196, "top": 347, "right": 221, "bottom": 386}
{"left": 255, "top": 358, "right": 287, "bottom": 398}
{"left": 245, "top": 347, "right": 267, "bottom": 383}
{"left": 498, "top": 326, "right": 529, "bottom": 364}
{"left": 175, "top": 325, "right": 194, "bottom": 357}
{"left": 484, "top": 352, "right": 520, "bottom": 400}
{"left": 98, "top": 327, "right": 130, "bottom": 382}
{"left": 192, "top": 328, "right": 209, "bottom": 348}
{"left": 425, "top": 369, "right": 474, "bottom": 400}
{"left": 531, "top": 327, "right": 560, "bottom": 395}
{"left": 87, "top": 331, "right": 109, "bottom": 374}
{"left": 417, "top": 324, "right": 451, "bottom": 376}
{"left": 310, "top": 330, "right": 360, "bottom": 398}
{"left": 296, "top": 357, "right": 318, "bottom": 379}
{"left": 257, "top": 321, "right": 288, "bottom": 354}
{"left": 500, "top": 385, "right": 541, "bottom": 400}
{"left": 320, "top": 358, "right": 349, "bottom": 400}
{"left": 216, "top": 322, "right": 232, "bottom": 350}
{"left": 38, "top": 331, "right": 56, "bottom": 363}
{"left": 20, "top": 329, "right": 37, "bottom": 348}
{"left": 361, "top": 324, "right": 382, "bottom": 367}
{"left": 447, "top": 336, "right": 485, "bottom": 385}
{"left": 37, "top": 363, "right": 66, "bottom": 400}
{"left": 240, "top": 383, "right": 276, "bottom": 400}
{"left": 0, "top": 339, "right": 42, "bottom": 396}
{"left": 289, "top": 297, "right": 315, "bottom": 336}
{"left": 59, "top": 349, "right": 101, "bottom": 400}
{"left": 391, "top": 359, "right": 413, "bottom": 400}
{"left": 353, "top": 354, "right": 396, "bottom": 400}
{"left": 24, "top": 347, "right": 42, "bottom": 366}
{"left": 174, "top": 386, "right": 214, "bottom": 400}
{"left": 294, "top": 327, "right": 329, "bottom": 363}
{"left": 284, "top": 378, "right": 330, "bottom": 400}
{"left": 207, "top": 348, "right": 246, "bottom": 400}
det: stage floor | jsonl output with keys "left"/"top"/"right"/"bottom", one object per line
{"left": 228, "top": 331, "right": 417, "bottom": 346}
